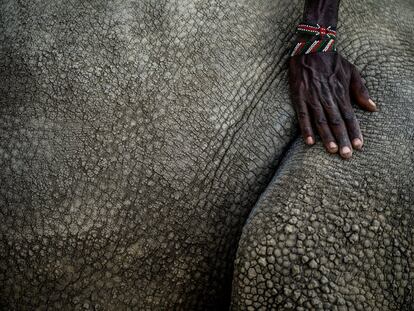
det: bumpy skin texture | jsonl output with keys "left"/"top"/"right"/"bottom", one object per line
{"left": 1, "top": 1, "right": 413, "bottom": 311}
{"left": 0, "top": 0, "right": 302, "bottom": 310}
{"left": 231, "top": 0, "right": 414, "bottom": 310}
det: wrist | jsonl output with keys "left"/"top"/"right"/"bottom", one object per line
{"left": 290, "top": 1, "right": 339, "bottom": 57}
{"left": 290, "top": 24, "right": 337, "bottom": 57}
{"left": 302, "top": 0, "right": 340, "bottom": 27}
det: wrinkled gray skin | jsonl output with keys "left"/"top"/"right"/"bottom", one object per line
{"left": 0, "top": 0, "right": 412, "bottom": 310}
{"left": 231, "top": 0, "right": 414, "bottom": 310}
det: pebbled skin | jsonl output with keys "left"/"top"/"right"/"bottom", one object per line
{"left": 1, "top": 0, "right": 413, "bottom": 310}
{"left": 0, "top": 0, "right": 302, "bottom": 310}
{"left": 231, "top": 0, "right": 414, "bottom": 310}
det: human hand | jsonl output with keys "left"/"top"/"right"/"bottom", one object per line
{"left": 288, "top": 51, "right": 378, "bottom": 159}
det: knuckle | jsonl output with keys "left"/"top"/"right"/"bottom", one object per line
{"left": 342, "top": 110, "right": 356, "bottom": 122}
{"left": 329, "top": 115, "right": 343, "bottom": 126}
{"left": 357, "top": 83, "right": 368, "bottom": 95}
{"left": 323, "top": 100, "right": 335, "bottom": 109}
{"left": 302, "top": 126, "right": 313, "bottom": 134}
{"left": 297, "top": 109, "right": 309, "bottom": 119}
{"left": 316, "top": 116, "right": 328, "bottom": 125}
{"left": 309, "top": 101, "right": 320, "bottom": 109}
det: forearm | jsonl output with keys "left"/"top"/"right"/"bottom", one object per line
{"left": 302, "top": 0, "right": 340, "bottom": 27}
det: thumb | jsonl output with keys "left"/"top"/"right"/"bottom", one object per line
{"left": 350, "top": 64, "right": 378, "bottom": 112}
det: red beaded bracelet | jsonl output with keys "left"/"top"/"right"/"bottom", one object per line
{"left": 290, "top": 23, "right": 337, "bottom": 57}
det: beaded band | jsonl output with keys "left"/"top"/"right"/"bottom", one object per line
{"left": 290, "top": 23, "right": 337, "bottom": 57}
{"left": 297, "top": 23, "right": 337, "bottom": 39}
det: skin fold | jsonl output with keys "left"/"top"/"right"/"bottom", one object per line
{"left": 231, "top": 0, "right": 414, "bottom": 309}
{"left": 0, "top": 0, "right": 412, "bottom": 310}
{"left": 0, "top": 0, "right": 306, "bottom": 309}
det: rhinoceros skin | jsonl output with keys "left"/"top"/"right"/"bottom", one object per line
{"left": 0, "top": 0, "right": 413, "bottom": 310}
{"left": 231, "top": 0, "right": 414, "bottom": 310}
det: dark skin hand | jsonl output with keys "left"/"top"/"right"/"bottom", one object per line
{"left": 289, "top": 0, "right": 378, "bottom": 159}
{"left": 289, "top": 51, "right": 378, "bottom": 159}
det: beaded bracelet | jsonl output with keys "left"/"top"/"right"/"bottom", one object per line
{"left": 290, "top": 23, "right": 337, "bottom": 57}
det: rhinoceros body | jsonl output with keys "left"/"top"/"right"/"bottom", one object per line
{"left": 0, "top": 0, "right": 412, "bottom": 310}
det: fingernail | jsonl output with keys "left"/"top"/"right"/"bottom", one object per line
{"left": 341, "top": 146, "right": 352, "bottom": 158}
{"left": 306, "top": 136, "right": 314, "bottom": 145}
{"left": 352, "top": 138, "right": 363, "bottom": 149}
{"left": 328, "top": 142, "right": 338, "bottom": 151}
{"left": 369, "top": 99, "right": 378, "bottom": 110}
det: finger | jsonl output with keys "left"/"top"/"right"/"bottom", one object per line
{"left": 311, "top": 81, "right": 349, "bottom": 156}
{"left": 307, "top": 100, "right": 338, "bottom": 154}
{"left": 327, "top": 79, "right": 361, "bottom": 154}
{"left": 338, "top": 93, "right": 364, "bottom": 150}
{"left": 297, "top": 100, "right": 316, "bottom": 145}
{"left": 289, "top": 81, "right": 315, "bottom": 145}
{"left": 350, "top": 65, "right": 378, "bottom": 112}
{"left": 319, "top": 94, "right": 353, "bottom": 159}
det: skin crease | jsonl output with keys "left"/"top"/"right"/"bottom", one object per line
{"left": 289, "top": 0, "right": 378, "bottom": 159}
{"left": 231, "top": 0, "right": 413, "bottom": 307}
{"left": 0, "top": 0, "right": 412, "bottom": 309}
